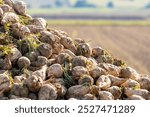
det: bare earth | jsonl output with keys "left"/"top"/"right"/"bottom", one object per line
{"left": 50, "top": 25, "right": 150, "bottom": 75}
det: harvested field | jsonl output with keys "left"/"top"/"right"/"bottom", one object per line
{"left": 50, "top": 25, "right": 150, "bottom": 75}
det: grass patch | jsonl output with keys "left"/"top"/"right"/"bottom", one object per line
{"left": 0, "top": 45, "right": 11, "bottom": 56}
{"left": 47, "top": 20, "right": 150, "bottom": 26}
{"left": 27, "top": 7, "right": 146, "bottom": 15}
{"left": 28, "top": 8, "right": 104, "bottom": 15}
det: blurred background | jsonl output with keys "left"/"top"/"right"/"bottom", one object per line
{"left": 15, "top": 0, "right": 150, "bottom": 75}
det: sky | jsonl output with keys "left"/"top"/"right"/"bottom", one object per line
{"left": 15, "top": 0, "right": 150, "bottom": 8}
{"left": 88, "top": 0, "right": 150, "bottom": 7}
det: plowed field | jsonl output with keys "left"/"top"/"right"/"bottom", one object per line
{"left": 51, "top": 25, "right": 150, "bottom": 75}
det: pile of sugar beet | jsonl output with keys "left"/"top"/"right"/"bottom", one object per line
{"left": 0, "top": 0, "right": 150, "bottom": 100}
